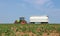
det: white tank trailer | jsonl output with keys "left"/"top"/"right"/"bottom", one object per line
{"left": 30, "top": 16, "right": 49, "bottom": 24}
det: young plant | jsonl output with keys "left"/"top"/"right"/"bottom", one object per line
{"left": 24, "top": 34, "right": 29, "bottom": 36}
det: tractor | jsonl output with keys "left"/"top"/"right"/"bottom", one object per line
{"left": 14, "top": 17, "right": 27, "bottom": 24}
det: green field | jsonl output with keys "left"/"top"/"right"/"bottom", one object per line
{"left": 0, "top": 24, "right": 60, "bottom": 36}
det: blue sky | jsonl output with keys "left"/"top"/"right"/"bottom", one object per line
{"left": 0, "top": 0, "right": 60, "bottom": 23}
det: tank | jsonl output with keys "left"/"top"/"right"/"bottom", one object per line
{"left": 30, "top": 16, "right": 49, "bottom": 24}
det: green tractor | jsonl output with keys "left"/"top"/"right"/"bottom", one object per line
{"left": 14, "top": 17, "right": 27, "bottom": 24}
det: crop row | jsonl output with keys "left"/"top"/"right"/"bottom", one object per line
{"left": 0, "top": 24, "right": 60, "bottom": 36}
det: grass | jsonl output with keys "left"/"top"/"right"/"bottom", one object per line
{"left": 0, "top": 24, "right": 60, "bottom": 36}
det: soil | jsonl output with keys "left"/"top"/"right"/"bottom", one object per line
{"left": 15, "top": 32, "right": 60, "bottom": 36}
